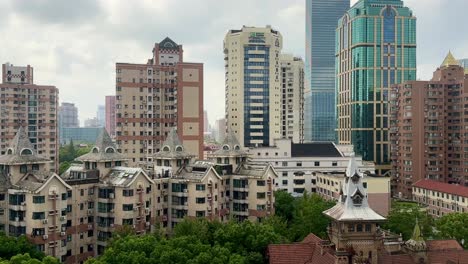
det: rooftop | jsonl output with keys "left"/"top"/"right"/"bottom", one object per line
{"left": 413, "top": 179, "right": 468, "bottom": 197}
{"left": 291, "top": 142, "right": 343, "bottom": 158}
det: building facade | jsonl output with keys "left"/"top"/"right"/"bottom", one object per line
{"left": 214, "top": 118, "right": 226, "bottom": 143}
{"left": 96, "top": 105, "right": 105, "bottom": 127}
{"left": 105, "top": 96, "right": 116, "bottom": 137}
{"left": 336, "top": 0, "right": 416, "bottom": 174}
{"left": 279, "top": 54, "right": 305, "bottom": 143}
{"left": 412, "top": 179, "right": 468, "bottom": 217}
{"left": 224, "top": 26, "right": 283, "bottom": 147}
{"left": 247, "top": 138, "right": 375, "bottom": 195}
{"left": 0, "top": 63, "right": 59, "bottom": 172}
{"left": 0, "top": 127, "right": 72, "bottom": 260}
{"left": 115, "top": 37, "right": 204, "bottom": 165}
{"left": 304, "top": 0, "right": 350, "bottom": 142}
{"left": 459, "top": 58, "right": 468, "bottom": 69}
{"left": 58, "top": 102, "right": 79, "bottom": 129}
{"left": 59, "top": 127, "right": 102, "bottom": 145}
{"left": 391, "top": 53, "right": 468, "bottom": 198}
{"left": 84, "top": 118, "right": 100, "bottom": 128}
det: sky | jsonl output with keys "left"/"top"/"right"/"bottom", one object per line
{"left": 0, "top": 0, "right": 467, "bottom": 126}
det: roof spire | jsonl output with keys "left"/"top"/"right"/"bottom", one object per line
{"left": 411, "top": 218, "right": 424, "bottom": 242}
{"left": 95, "top": 128, "right": 116, "bottom": 151}
{"left": 441, "top": 51, "right": 460, "bottom": 67}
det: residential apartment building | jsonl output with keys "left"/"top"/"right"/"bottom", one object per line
{"left": 247, "top": 138, "right": 375, "bottom": 195}
{"left": 224, "top": 25, "right": 282, "bottom": 147}
{"left": 304, "top": 0, "right": 350, "bottom": 142}
{"left": 316, "top": 171, "right": 390, "bottom": 216}
{"left": 336, "top": 0, "right": 416, "bottom": 174}
{"left": 391, "top": 53, "right": 468, "bottom": 198}
{"left": 116, "top": 37, "right": 204, "bottom": 165}
{"left": 0, "top": 63, "right": 59, "bottom": 172}
{"left": 0, "top": 127, "right": 71, "bottom": 260}
{"left": 279, "top": 54, "right": 304, "bottom": 143}
{"left": 412, "top": 179, "right": 468, "bottom": 217}
{"left": 59, "top": 102, "right": 79, "bottom": 129}
{"left": 105, "top": 96, "right": 116, "bottom": 137}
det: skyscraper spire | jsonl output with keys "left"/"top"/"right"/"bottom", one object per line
{"left": 441, "top": 51, "right": 460, "bottom": 67}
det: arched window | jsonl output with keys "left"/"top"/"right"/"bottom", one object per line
{"left": 6, "top": 149, "right": 13, "bottom": 155}
{"left": 175, "top": 146, "right": 183, "bottom": 152}
{"left": 234, "top": 145, "right": 240, "bottom": 151}
{"left": 92, "top": 147, "right": 99, "bottom": 153}
{"left": 383, "top": 6, "right": 396, "bottom": 43}
{"left": 162, "top": 146, "right": 170, "bottom": 152}
{"left": 20, "top": 148, "right": 33, "bottom": 156}
{"left": 105, "top": 147, "right": 115, "bottom": 153}
{"left": 222, "top": 145, "right": 230, "bottom": 151}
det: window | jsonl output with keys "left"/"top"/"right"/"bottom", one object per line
{"left": 282, "top": 162, "right": 288, "bottom": 166}
{"left": 105, "top": 162, "right": 111, "bottom": 168}
{"left": 348, "top": 224, "right": 355, "bottom": 232}
{"left": 282, "top": 180, "right": 288, "bottom": 185}
{"left": 0, "top": 194, "right": 4, "bottom": 201}
{"left": 196, "top": 184, "right": 205, "bottom": 191}
{"left": 123, "top": 190, "right": 134, "bottom": 197}
{"left": 257, "top": 180, "right": 266, "bottom": 186}
{"left": 196, "top": 211, "right": 205, "bottom": 217}
{"left": 196, "top": 197, "right": 205, "bottom": 204}
{"left": 257, "top": 192, "right": 266, "bottom": 199}
{"left": 282, "top": 172, "right": 288, "bottom": 177}
{"left": 33, "top": 196, "right": 45, "bottom": 204}
{"left": 122, "top": 204, "right": 133, "bottom": 211}
{"left": 62, "top": 193, "right": 67, "bottom": 200}
{"left": 32, "top": 212, "right": 45, "bottom": 220}
{"left": 314, "top": 162, "right": 320, "bottom": 167}
{"left": 20, "top": 165, "right": 27, "bottom": 173}
{"left": 296, "top": 162, "right": 302, "bottom": 167}
{"left": 332, "top": 161, "right": 338, "bottom": 167}
{"left": 357, "top": 224, "right": 363, "bottom": 232}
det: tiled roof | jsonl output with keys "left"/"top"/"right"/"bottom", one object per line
{"left": 76, "top": 129, "right": 128, "bottom": 162}
{"left": 0, "top": 127, "right": 51, "bottom": 165}
{"left": 211, "top": 127, "right": 248, "bottom": 157}
{"left": 268, "top": 235, "right": 336, "bottom": 264}
{"left": 153, "top": 128, "right": 195, "bottom": 159}
{"left": 413, "top": 179, "right": 468, "bottom": 197}
{"left": 291, "top": 143, "right": 343, "bottom": 158}
{"left": 426, "top": 240, "right": 463, "bottom": 251}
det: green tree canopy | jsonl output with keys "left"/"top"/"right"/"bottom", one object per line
{"left": 435, "top": 212, "right": 468, "bottom": 249}
{"left": 383, "top": 202, "right": 434, "bottom": 240}
{"left": 0, "top": 234, "right": 45, "bottom": 261}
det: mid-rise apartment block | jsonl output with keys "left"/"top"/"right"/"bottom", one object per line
{"left": 224, "top": 25, "right": 282, "bottom": 147}
{"left": 58, "top": 102, "right": 79, "bottom": 129}
{"left": 0, "top": 63, "right": 59, "bottom": 171}
{"left": 0, "top": 127, "right": 71, "bottom": 260}
{"left": 247, "top": 139, "right": 375, "bottom": 195}
{"left": 391, "top": 53, "right": 468, "bottom": 198}
{"left": 336, "top": 0, "right": 416, "bottom": 174}
{"left": 116, "top": 37, "right": 204, "bottom": 165}
{"left": 105, "top": 96, "right": 116, "bottom": 137}
{"left": 279, "top": 54, "right": 304, "bottom": 143}
{"left": 412, "top": 179, "right": 468, "bottom": 217}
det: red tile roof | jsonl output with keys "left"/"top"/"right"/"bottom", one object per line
{"left": 301, "top": 234, "right": 323, "bottom": 244}
{"left": 413, "top": 179, "right": 468, "bottom": 197}
{"left": 426, "top": 239, "right": 463, "bottom": 251}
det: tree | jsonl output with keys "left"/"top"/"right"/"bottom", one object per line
{"left": 0, "top": 234, "right": 45, "bottom": 261}
{"left": 435, "top": 212, "right": 468, "bottom": 249}
{"left": 289, "top": 193, "right": 335, "bottom": 241}
{"left": 273, "top": 191, "right": 295, "bottom": 222}
{"left": 383, "top": 202, "right": 434, "bottom": 240}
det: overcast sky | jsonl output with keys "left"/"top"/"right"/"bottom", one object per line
{"left": 1, "top": 0, "right": 467, "bottom": 126}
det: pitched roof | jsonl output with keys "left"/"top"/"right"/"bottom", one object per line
{"left": 0, "top": 127, "right": 51, "bottom": 165}
{"left": 76, "top": 129, "right": 128, "bottom": 162}
{"left": 291, "top": 143, "right": 343, "bottom": 158}
{"left": 426, "top": 240, "right": 463, "bottom": 251}
{"left": 268, "top": 235, "right": 336, "bottom": 264}
{"left": 413, "top": 179, "right": 468, "bottom": 197}
{"left": 441, "top": 51, "right": 460, "bottom": 67}
{"left": 159, "top": 37, "right": 179, "bottom": 50}
{"left": 153, "top": 128, "right": 195, "bottom": 159}
{"left": 101, "top": 167, "right": 153, "bottom": 187}
{"left": 211, "top": 127, "right": 248, "bottom": 157}
{"left": 323, "top": 155, "right": 385, "bottom": 221}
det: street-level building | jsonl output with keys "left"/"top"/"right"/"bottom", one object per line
{"left": 391, "top": 53, "right": 468, "bottom": 198}
{"left": 0, "top": 127, "right": 71, "bottom": 259}
{"left": 115, "top": 37, "right": 204, "bottom": 165}
{"left": 279, "top": 54, "right": 304, "bottom": 143}
{"left": 1, "top": 63, "right": 59, "bottom": 172}
{"left": 247, "top": 138, "right": 375, "bottom": 195}
{"left": 224, "top": 25, "right": 283, "bottom": 147}
{"left": 412, "top": 179, "right": 468, "bottom": 217}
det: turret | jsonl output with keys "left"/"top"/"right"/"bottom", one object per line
{"left": 153, "top": 128, "right": 194, "bottom": 177}
{"left": 208, "top": 127, "right": 249, "bottom": 167}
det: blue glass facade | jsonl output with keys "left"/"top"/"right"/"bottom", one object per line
{"left": 243, "top": 46, "right": 270, "bottom": 147}
{"left": 305, "top": 0, "right": 350, "bottom": 142}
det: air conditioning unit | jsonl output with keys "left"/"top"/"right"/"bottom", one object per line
{"left": 60, "top": 232, "right": 66, "bottom": 236}
{"left": 133, "top": 207, "right": 138, "bottom": 211}
{"left": 145, "top": 222, "right": 150, "bottom": 227}
{"left": 20, "top": 202, "right": 26, "bottom": 206}
{"left": 109, "top": 193, "right": 115, "bottom": 199}
{"left": 88, "top": 224, "right": 93, "bottom": 230}
{"left": 207, "top": 193, "right": 212, "bottom": 198}
{"left": 183, "top": 189, "right": 188, "bottom": 193}
{"left": 145, "top": 208, "right": 150, "bottom": 214}
{"left": 43, "top": 219, "right": 48, "bottom": 224}
{"left": 43, "top": 235, "right": 48, "bottom": 240}
{"left": 14, "top": 217, "right": 19, "bottom": 222}
{"left": 60, "top": 216, "right": 66, "bottom": 222}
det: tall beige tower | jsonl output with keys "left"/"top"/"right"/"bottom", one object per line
{"left": 224, "top": 26, "right": 282, "bottom": 147}
{"left": 279, "top": 54, "right": 304, "bottom": 143}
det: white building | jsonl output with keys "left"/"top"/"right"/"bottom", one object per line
{"left": 224, "top": 25, "right": 283, "bottom": 147}
{"left": 280, "top": 54, "right": 304, "bottom": 143}
{"left": 247, "top": 138, "right": 375, "bottom": 195}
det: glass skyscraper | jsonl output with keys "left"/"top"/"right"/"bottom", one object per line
{"left": 304, "top": 0, "right": 350, "bottom": 142}
{"left": 336, "top": 0, "right": 416, "bottom": 173}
